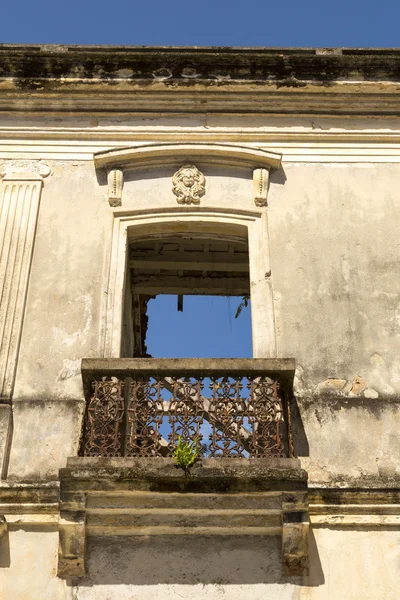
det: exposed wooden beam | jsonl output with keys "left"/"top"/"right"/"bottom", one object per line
{"left": 129, "top": 249, "right": 247, "bottom": 262}
{"left": 129, "top": 259, "right": 249, "bottom": 272}
{"left": 132, "top": 275, "right": 249, "bottom": 296}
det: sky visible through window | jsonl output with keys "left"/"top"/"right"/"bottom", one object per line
{"left": 146, "top": 295, "right": 252, "bottom": 452}
{"left": 146, "top": 295, "right": 252, "bottom": 358}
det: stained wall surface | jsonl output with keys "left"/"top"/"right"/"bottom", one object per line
{"left": 2, "top": 529, "right": 394, "bottom": 600}
{"left": 3, "top": 153, "right": 400, "bottom": 485}
{"left": 1, "top": 49, "right": 400, "bottom": 600}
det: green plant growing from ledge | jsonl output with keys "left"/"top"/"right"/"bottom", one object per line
{"left": 173, "top": 436, "right": 200, "bottom": 474}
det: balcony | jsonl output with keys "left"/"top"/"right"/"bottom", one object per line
{"left": 58, "top": 358, "right": 308, "bottom": 579}
{"left": 79, "top": 358, "right": 295, "bottom": 459}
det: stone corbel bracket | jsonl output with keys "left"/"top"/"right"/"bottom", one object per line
{"left": 58, "top": 492, "right": 87, "bottom": 578}
{"left": 107, "top": 168, "right": 123, "bottom": 207}
{"left": 253, "top": 167, "right": 270, "bottom": 207}
{"left": 282, "top": 491, "right": 309, "bottom": 576}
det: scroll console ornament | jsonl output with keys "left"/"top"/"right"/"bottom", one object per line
{"left": 107, "top": 169, "right": 123, "bottom": 207}
{"left": 253, "top": 167, "right": 269, "bottom": 207}
{"left": 172, "top": 164, "right": 205, "bottom": 205}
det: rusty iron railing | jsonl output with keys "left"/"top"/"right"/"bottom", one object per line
{"left": 79, "top": 359, "right": 295, "bottom": 459}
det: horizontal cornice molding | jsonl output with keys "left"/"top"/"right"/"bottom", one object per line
{"left": 0, "top": 89, "right": 400, "bottom": 116}
{"left": 0, "top": 45, "right": 400, "bottom": 83}
{"left": 4, "top": 128, "right": 400, "bottom": 143}
{"left": 3, "top": 130, "right": 400, "bottom": 163}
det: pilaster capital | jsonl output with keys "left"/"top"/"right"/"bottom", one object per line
{"left": 0, "top": 160, "right": 51, "bottom": 181}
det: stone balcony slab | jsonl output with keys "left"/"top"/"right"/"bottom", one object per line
{"left": 58, "top": 457, "right": 309, "bottom": 579}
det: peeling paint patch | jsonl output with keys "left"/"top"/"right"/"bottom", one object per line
{"left": 318, "top": 378, "right": 347, "bottom": 391}
{"left": 51, "top": 294, "right": 93, "bottom": 348}
{"left": 57, "top": 359, "right": 81, "bottom": 381}
{"left": 116, "top": 68, "right": 134, "bottom": 78}
{"left": 376, "top": 458, "right": 400, "bottom": 479}
{"left": 152, "top": 68, "right": 173, "bottom": 81}
{"left": 370, "top": 352, "right": 385, "bottom": 366}
{"left": 349, "top": 376, "right": 366, "bottom": 396}
{"left": 181, "top": 68, "right": 201, "bottom": 78}
{"left": 363, "top": 388, "right": 379, "bottom": 399}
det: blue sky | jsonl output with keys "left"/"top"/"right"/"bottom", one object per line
{"left": 146, "top": 296, "right": 252, "bottom": 358}
{"left": 1, "top": 0, "right": 399, "bottom": 47}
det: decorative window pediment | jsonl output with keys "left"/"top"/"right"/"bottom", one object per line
{"left": 93, "top": 143, "right": 282, "bottom": 208}
{"left": 94, "top": 143, "right": 282, "bottom": 171}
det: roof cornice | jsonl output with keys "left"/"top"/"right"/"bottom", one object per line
{"left": 0, "top": 45, "right": 399, "bottom": 116}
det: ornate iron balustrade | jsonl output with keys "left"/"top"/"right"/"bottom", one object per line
{"left": 80, "top": 359, "right": 295, "bottom": 459}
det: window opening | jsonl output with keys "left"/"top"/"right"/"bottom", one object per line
{"left": 118, "top": 233, "right": 258, "bottom": 457}
{"left": 124, "top": 234, "right": 252, "bottom": 358}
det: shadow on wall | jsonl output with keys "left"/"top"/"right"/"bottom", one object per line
{"left": 73, "top": 533, "right": 324, "bottom": 588}
{"left": 269, "top": 166, "right": 287, "bottom": 186}
{"left": 0, "top": 531, "right": 11, "bottom": 568}
{"left": 290, "top": 395, "right": 310, "bottom": 457}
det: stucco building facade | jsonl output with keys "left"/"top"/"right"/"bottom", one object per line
{"left": 0, "top": 45, "right": 400, "bottom": 599}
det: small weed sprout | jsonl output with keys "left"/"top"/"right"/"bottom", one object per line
{"left": 173, "top": 436, "right": 200, "bottom": 473}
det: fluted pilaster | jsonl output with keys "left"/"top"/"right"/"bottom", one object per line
{"left": 0, "top": 161, "right": 50, "bottom": 400}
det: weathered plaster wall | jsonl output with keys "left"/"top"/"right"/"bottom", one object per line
{"left": 6, "top": 399, "right": 84, "bottom": 481}
{"left": 1, "top": 45, "right": 400, "bottom": 600}
{"left": 12, "top": 160, "right": 400, "bottom": 401}
{"left": 13, "top": 162, "right": 111, "bottom": 402}
{"left": 294, "top": 397, "right": 400, "bottom": 485}
{"left": 0, "top": 526, "right": 399, "bottom": 599}
{"left": 68, "top": 529, "right": 399, "bottom": 600}
{"left": 267, "top": 162, "right": 400, "bottom": 485}
{"left": 5, "top": 162, "right": 112, "bottom": 480}
{"left": 269, "top": 163, "right": 400, "bottom": 395}
{"left": 0, "top": 529, "right": 71, "bottom": 600}
{"left": 3, "top": 157, "right": 400, "bottom": 483}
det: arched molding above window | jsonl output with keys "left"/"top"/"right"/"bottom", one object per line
{"left": 94, "top": 143, "right": 282, "bottom": 171}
